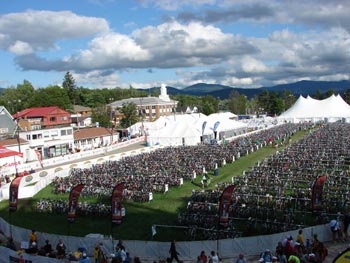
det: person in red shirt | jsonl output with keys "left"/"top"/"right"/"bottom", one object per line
{"left": 200, "top": 251, "right": 208, "bottom": 263}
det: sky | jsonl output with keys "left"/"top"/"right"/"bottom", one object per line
{"left": 0, "top": 0, "right": 350, "bottom": 90}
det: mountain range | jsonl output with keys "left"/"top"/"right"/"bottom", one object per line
{"left": 148, "top": 80, "right": 350, "bottom": 99}
{"left": 1, "top": 80, "right": 349, "bottom": 100}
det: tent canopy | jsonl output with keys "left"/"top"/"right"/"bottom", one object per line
{"left": 0, "top": 145, "right": 23, "bottom": 158}
{"left": 279, "top": 94, "right": 350, "bottom": 120}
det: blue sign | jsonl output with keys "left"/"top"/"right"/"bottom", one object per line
{"left": 202, "top": 121, "right": 207, "bottom": 135}
{"left": 213, "top": 121, "right": 220, "bottom": 131}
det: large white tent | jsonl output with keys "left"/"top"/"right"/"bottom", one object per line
{"left": 279, "top": 94, "right": 350, "bottom": 123}
{"left": 143, "top": 112, "right": 248, "bottom": 147}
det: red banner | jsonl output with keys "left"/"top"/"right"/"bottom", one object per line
{"left": 67, "top": 184, "right": 85, "bottom": 223}
{"left": 218, "top": 184, "right": 235, "bottom": 227}
{"left": 111, "top": 183, "right": 124, "bottom": 225}
{"left": 312, "top": 175, "right": 327, "bottom": 212}
{"left": 9, "top": 177, "right": 23, "bottom": 212}
{"left": 35, "top": 149, "right": 43, "bottom": 168}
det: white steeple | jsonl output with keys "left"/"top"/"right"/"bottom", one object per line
{"left": 159, "top": 83, "right": 170, "bottom": 101}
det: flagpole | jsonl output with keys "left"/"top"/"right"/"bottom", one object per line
{"left": 111, "top": 223, "right": 116, "bottom": 254}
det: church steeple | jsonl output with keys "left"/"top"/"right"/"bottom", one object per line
{"left": 159, "top": 83, "right": 170, "bottom": 101}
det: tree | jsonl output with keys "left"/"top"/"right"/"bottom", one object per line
{"left": 313, "top": 89, "right": 323, "bottom": 100}
{"left": 119, "top": 102, "right": 138, "bottom": 128}
{"left": 0, "top": 80, "right": 35, "bottom": 113}
{"left": 326, "top": 89, "right": 335, "bottom": 98}
{"left": 17, "top": 80, "right": 35, "bottom": 108}
{"left": 344, "top": 89, "right": 350, "bottom": 105}
{"left": 281, "top": 90, "right": 296, "bottom": 111}
{"left": 227, "top": 90, "right": 240, "bottom": 114}
{"left": 29, "top": 85, "right": 71, "bottom": 109}
{"left": 200, "top": 95, "right": 218, "bottom": 115}
{"left": 246, "top": 97, "right": 259, "bottom": 115}
{"left": 62, "top": 72, "right": 77, "bottom": 107}
{"left": 257, "top": 90, "right": 270, "bottom": 115}
{"left": 91, "top": 106, "right": 110, "bottom": 128}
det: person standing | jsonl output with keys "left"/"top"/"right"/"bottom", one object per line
{"left": 200, "top": 250, "right": 208, "bottom": 263}
{"left": 210, "top": 251, "right": 219, "bottom": 263}
{"left": 56, "top": 239, "right": 67, "bottom": 259}
{"left": 169, "top": 240, "right": 180, "bottom": 263}
{"left": 296, "top": 229, "right": 304, "bottom": 248}
{"left": 234, "top": 253, "right": 246, "bottom": 263}
{"left": 29, "top": 230, "right": 37, "bottom": 246}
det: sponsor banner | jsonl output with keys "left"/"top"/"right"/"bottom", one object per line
{"left": 67, "top": 184, "right": 85, "bottom": 223}
{"left": 312, "top": 175, "right": 327, "bottom": 211}
{"left": 202, "top": 121, "right": 207, "bottom": 135}
{"left": 219, "top": 184, "right": 235, "bottom": 227}
{"left": 332, "top": 247, "right": 350, "bottom": 263}
{"left": 35, "top": 149, "right": 44, "bottom": 168}
{"left": 9, "top": 177, "right": 23, "bottom": 212}
{"left": 111, "top": 183, "right": 124, "bottom": 225}
{"left": 213, "top": 121, "right": 220, "bottom": 131}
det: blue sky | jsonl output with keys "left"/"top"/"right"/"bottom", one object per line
{"left": 1, "top": 0, "right": 349, "bottom": 90}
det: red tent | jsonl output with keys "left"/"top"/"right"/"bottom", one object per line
{"left": 0, "top": 146, "right": 23, "bottom": 158}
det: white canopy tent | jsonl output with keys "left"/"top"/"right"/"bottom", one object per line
{"left": 145, "top": 112, "right": 248, "bottom": 146}
{"left": 279, "top": 94, "right": 350, "bottom": 123}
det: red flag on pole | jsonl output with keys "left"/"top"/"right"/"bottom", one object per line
{"left": 9, "top": 177, "right": 23, "bottom": 212}
{"left": 67, "top": 184, "right": 85, "bottom": 223}
{"left": 312, "top": 175, "right": 327, "bottom": 212}
{"left": 111, "top": 183, "right": 124, "bottom": 225}
{"left": 218, "top": 184, "right": 235, "bottom": 227}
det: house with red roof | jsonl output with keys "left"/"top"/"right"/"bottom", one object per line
{"left": 14, "top": 106, "right": 74, "bottom": 160}
{"left": 15, "top": 106, "right": 71, "bottom": 130}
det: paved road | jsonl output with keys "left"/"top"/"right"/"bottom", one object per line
{"left": 38, "top": 141, "right": 147, "bottom": 171}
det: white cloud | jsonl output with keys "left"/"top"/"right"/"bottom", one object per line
{"left": 137, "top": 0, "right": 216, "bottom": 11}
{"left": 73, "top": 70, "right": 120, "bottom": 89}
{"left": 223, "top": 77, "right": 253, "bottom": 86}
{"left": 0, "top": 10, "right": 109, "bottom": 54}
{"left": 8, "top": 41, "right": 33, "bottom": 55}
{"left": 3, "top": 4, "right": 350, "bottom": 89}
{"left": 16, "top": 20, "right": 257, "bottom": 72}
{"left": 241, "top": 56, "right": 268, "bottom": 73}
{"left": 72, "top": 32, "right": 151, "bottom": 69}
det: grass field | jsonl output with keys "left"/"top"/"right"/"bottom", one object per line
{"left": 0, "top": 130, "right": 308, "bottom": 241}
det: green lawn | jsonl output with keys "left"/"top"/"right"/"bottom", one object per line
{"left": 0, "top": 130, "right": 308, "bottom": 241}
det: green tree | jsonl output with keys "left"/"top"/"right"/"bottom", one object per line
{"left": 17, "top": 80, "right": 35, "bottom": 109}
{"left": 200, "top": 95, "right": 218, "bottom": 115}
{"left": 257, "top": 90, "right": 270, "bottom": 114}
{"left": 29, "top": 85, "right": 71, "bottom": 109}
{"left": 344, "top": 89, "right": 350, "bottom": 105}
{"left": 325, "top": 89, "right": 335, "bottom": 98}
{"left": 227, "top": 91, "right": 240, "bottom": 114}
{"left": 119, "top": 102, "right": 138, "bottom": 128}
{"left": 268, "top": 91, "right": 284, "bottom": 116}
{"left": 62, "top": 71, "right": 77, "bottom": 107}
{"left": 91, "top": 106, "right": 110, "bottom": 128}
{"left": 246, "top": 97, "right": 259, "bottom": 115}
{"left": 281, "top": 90, "right": 296, "bottom": 111}
{"left": 0, "top": 80, "right": 35, "bottom": 113}
{"left": 174, "top": 94, "right": 201, "bottom": 108}
{"left": 313, "top": 89, "right": 323, "bottom": 100}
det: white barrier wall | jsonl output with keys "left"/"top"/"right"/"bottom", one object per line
{"left": 0, "top": 217, "right": 333, "bottom": 262}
